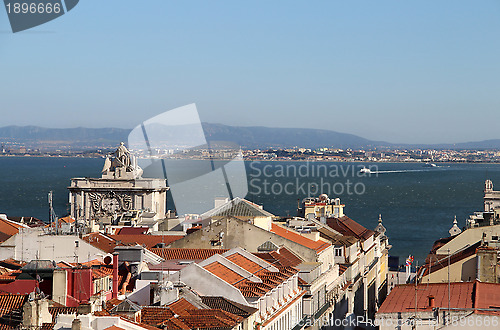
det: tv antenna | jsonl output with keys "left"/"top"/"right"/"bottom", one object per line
{"left": 48, "top": 191, "right": 58, "bottom": 235}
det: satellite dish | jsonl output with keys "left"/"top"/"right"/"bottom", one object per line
{"left": 104, "top": 255, "right": 112, "bottom": 265}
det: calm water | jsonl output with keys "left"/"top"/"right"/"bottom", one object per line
{"left": 1, "top": 157, "right": 499, "bottom": 263}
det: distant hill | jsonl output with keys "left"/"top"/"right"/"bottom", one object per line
{"left": 0, "top": 124, "right": 499, "bottom": 150}
{"left": 201, "top": 123, "right": 388, "bottom": 149}
{"left": 0, "top": 125, "right": 130, "bottom": 148}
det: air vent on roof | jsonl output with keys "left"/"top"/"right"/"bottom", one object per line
{"left": 257, "top": 241, "right": 279, "bottom": 252}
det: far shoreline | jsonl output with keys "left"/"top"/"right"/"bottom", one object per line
{"left": 2, "top": 154, "right": 500, "bottom": 165}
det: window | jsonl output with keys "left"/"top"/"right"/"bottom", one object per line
{"left": 335, "top": 248, "right": 343, "bottom": 257}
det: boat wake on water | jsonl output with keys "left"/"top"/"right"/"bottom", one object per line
{"left": 359, "top": 166, "right": 445, "bottom": 174}
{"left": 372, "top": 169, "right": 431, "bottom": 174}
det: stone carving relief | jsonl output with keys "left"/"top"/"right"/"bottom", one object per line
{"left": 88, "top": 191, "right": 134, "bottom": 216}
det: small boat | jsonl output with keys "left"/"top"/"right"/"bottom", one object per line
{"left": 359, "top": 166, "right": 372, "bottom": 174}
{"left": 423, "top": 163, "right": 437, "bottom": 168}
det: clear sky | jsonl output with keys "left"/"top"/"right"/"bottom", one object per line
{"left": 1, "top": 0, "right": 499, "bottom": 144}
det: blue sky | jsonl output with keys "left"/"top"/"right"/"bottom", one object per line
{"left": 1, "top": 0, "right": 499, "bottom": 144}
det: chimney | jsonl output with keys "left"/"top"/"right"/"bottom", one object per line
{"left": 71, "top": 318, "right": 81, "bottom": 330}
{"left": 112, "top": 252, "right": 119, "bottom": 299}
{"left": 428, "top": 295, "right": 435, "bottom": 308}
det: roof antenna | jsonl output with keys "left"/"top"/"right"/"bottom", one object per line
{"left": 48, "top": 191, "right": 58, "bottom": 235}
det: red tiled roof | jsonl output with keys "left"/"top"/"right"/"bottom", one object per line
{"left": 110, "top": 234, "right": 183, "bottom": 249}
{"left": 167, "top": 298, "right": 198, "bottom": 315}
{"left": 163, "top": 317, "right": 191, "bottom": 330}
{"left": 44, "top": 216, "right": 75, "bottom": 229}
{"left": 104, "top": 326, "right": 126, "bottom": 330}
{"left": 201, "top": 296, "right": 258, "bottom": 317}
{"left": 226, "top": 253, "right": 267, "bottom": 275}
{"left": 71, "top": 259, "right": 105, "bottom": 268}
{"left": 253, "top": 247, "right": 303, "bottom": 267}
{"left": 379, "top": 281, "right": 500, "bottom": 316}
{"left": 0, "top": 293, "right": 27, "bottom": 317}
{"left": 0, "top": 279, "right": 36, "bottom": 294}
{"left": 161, "top": 309, "right": 243, "bottom": 329}
{"left": 150, "top": 248, "right": 228, "bottom": 260}
{"left": 326, "top": 216, "right": 374, "bottom": 240}
{"left": 48, "top": 306, "right": 78, "bottom": 322}
{"left": 274, "top": 247, "right": 303, "bottom": 267}
{"left": 141, "top": 307, "right": 175, "bottom": 325}
{"left": 0, "top": 218, "right": 23, "bottom": 243}
{"left": 41, "top": 323, "right": 55, "bottom": 330}
{"left": 82, "top": 233, "right": 118, "bottom": 253}
{"left": 271, "top": 223, "right": 331, "bottom": 252}
{"left": 92, "top": 266, "right": 113, "bottom": 279}
{"left": 0, "top": 270, "right": 21, "bottom": 283}
{"left": 114, "top": 227, "right": 148, "bottom": 235}
{"left": 105, "top": 298, "right": 123, "bottom": 310}
{"left": 59, "top": 216, "right": 75, "bottom": 224}
{"left": 0, "top": 259, "right": 25, "bottom": 270}
{"left": 474, "top": 282, "right": 500, "bottom": 315}
{"left": 378, "top": 282, "right": 474, "bottom": 313}
{"left": 204, "top": 262, "right": 245, "bottom": 286}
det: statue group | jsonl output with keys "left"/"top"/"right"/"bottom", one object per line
{"left": 102, "top": 142, "right": 142, "bottom": 179}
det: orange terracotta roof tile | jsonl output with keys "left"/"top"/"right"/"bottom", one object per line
{"left": 104, "top": 326, "right": 126, "bottom": 330}
{"left": 474, "top": 282, "right": 500, "bottom": 315}
{"left": 141, "top": 307, "right": 175, "bottom": 325}
{"left": 114, "top": 227, "right": 148, "bottom": 235}
{"left": 59, "top": 216, "right": 75, "bottom": 224}
{"left": 82, "top": 233, "right": 118, "bottom": 254}
{"left": 163, "top": 317, "right": 191, "bottom": 330}
{"left": 0, "top": 218, "right": 23, "bottom": 243}
{"left": 204, "top": 262, "right": 245, "bottom": 286}
{"left": 0, "top": 279, "right": 36, "bottom": 294}
{"left": 0, "top": 270, "right": 21, "bottom": 282}
{"left": 378, "top": 282, "right": 474, "bottom": 314}
{"left": 110, "top": 234, "right": 184, "bottom": 249}
{"left": 91, "top": 266, "right": 113, "bottom": 279}
{"left": 326, "top": 216, "right": 374, "bottom": 240}
{"left": 0, "top": 259, "right": 26, "bottom": 270}
{"left": 161, "top": 309, "right": 243, "bottom": 329}
{"left": 167, "top": 298, "right": 198, "bottom": 315}
{"left": 150, "top": 248, "right": 228, "bottom": 260}
{"left": 201, "top": 296, "right": 258, "bottom": 317}
{"left": 271, "top": 223, "right": 331, "bottom": 252}
{"left": 41, "top": 323, "right": 55, "bottom": 330}
{"left": 226, "top": 253, "right": 267, "bottom": 275}
{"left": 0, "top": 293, "right": 27, "bottom": 317}
{"left": 105, "top": 298, "right": 123, "bottom": 310}
{"left": 48, "top": 306, "right": 78, "bottom": 322}
{"left": 273, "top": 247, "right": 303, "bottom": 267}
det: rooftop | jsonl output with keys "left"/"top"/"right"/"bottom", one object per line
{"left": 150, "top": 248, "right": 228, "bottom": 261}
{"left": 109, "top": 234, "right": 183, "bottom": 249}
{"left": 326, "top": 216, "right": 374, "bottom": 240}
{"left": 253, "top": 247, "right": 303, "bottom": 267}
{"left": 378, "top": 282, "right": 474, "bottom": 313}
{"left": 204, "top": 261, "right": 245, "bottom": 286}
{"left": 201, "top": 296, "right": 258, "bottom": 317}
{"left": 270, "top": 223, "right": 331, "bottom": 252}
{"left": 377, "top": 281, "right": 500, "bottom": 315}
{"left": 201, "top": 197, "right": 275, "bottom": 219}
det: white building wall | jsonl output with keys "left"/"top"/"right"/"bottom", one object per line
{"left": 0, "top": 228, "right": 106, "bottom": 263}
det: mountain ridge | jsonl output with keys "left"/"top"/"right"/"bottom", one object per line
{"left": 0, "top": 124, "right": 498, "bottom": 150}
